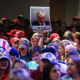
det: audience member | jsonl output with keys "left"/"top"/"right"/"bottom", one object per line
{"left": 42, "top": 62, "right": 61, "bottom": 80}
{"left": 28, "top": 46, "right": 41, "bottom": 70}
{"left": 19, "top": 38, "right": 32, "bottom": 62}
{"left": 10, "top": 37, "right": 19, "bottom": 51}
{"left": 61, "top": 55, "right": 80, "bottom": 80}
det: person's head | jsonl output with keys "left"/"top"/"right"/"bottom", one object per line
{"left": 37, "top": 11, "right": 46, "bottom": 24}
{"left": 67, "top": 55, "right": 80, "bottom": 77}
{"left": 30, "top": 46, "right": 41, "bottom": 63}
{"left": 59, "top": 42, "right": 65, "bottom": 56}
{"left": 51, "top": 38, "right": 60, "bottom": 46}
{"left": 40, "top": 52, "right": 57, "bottom": 73}
{"left": 55, "top": 19, "right": 62, "bottom": 29}
{"left": 19, "top": 38, "right": 29, "bottom": 56}
{"left": 0, "top": 56, "right": 11, "bottom": 71}
{"left": 50, "top": 33, "right": 60, "bottom": 40}
{"left": 60, "top": 23, "right": 67, "bottom": 32}
{"left": 11, "top": 59, "right": 30, "bottom": 73}
{"left": 10, "top": 37, "right": 19, "bottom": 51}
{"left": 39, "top": 59, "right": 50, "bottom": 73}
{"left": 66, "top": 51, "right": 79, "bottom": 63}
{"left": 8, "top": 68, "right": 33, "bottom": 80}
{"left": 59, "top": 40, "right": 71, "bottom": 56}
{"left": 73, "top": 32, "right": 80, "bottom": 44}
{"left": 43, "top": 62, "right": 60, "bottom": 80}
{"left": 65, "top": 45, "right": 77, "bottom": 59}
{"left": 31, "top": 33, "right": 39, "bottom": 46}
{"left": 63, "top": 30, "right": 73, "bottom": 41}
{"left": 3, "top": 19, "right": 10, "bottom": 27}
{"left": 71, "top": 26, "right": 78, "bottom": 33}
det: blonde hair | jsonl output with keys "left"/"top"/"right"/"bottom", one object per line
{"left": 31, "top": 33, "right": 39, "bottom": 45}
{"left": 59, "top": 40, "right": 71, "bottom": 49}
{"left": 51, "top": 38, "right": 60, "bottom": 44}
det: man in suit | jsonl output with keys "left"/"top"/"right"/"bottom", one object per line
{"left": 32, "top": 11, "right": 50, "bottom": 26}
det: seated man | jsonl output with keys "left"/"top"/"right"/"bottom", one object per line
{"left": 32, "top": 11, "right": 50, "bottom": 26}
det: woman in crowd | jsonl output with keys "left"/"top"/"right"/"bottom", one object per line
{"left": 31, "top": 31, "right": 43, "bottom": 49}
{"left": 58, "top": 40, "right": 71, "bottom": 61}
{"left": 31, "top": 58, "right": 50, "bottom": 80}
{"left": 42, "top": 62, "right": 61, "bottom": 80}
{"left": 61, "top": 55, "right": 80, "bottom": 80}
{"left": 57, "top": 23, "right": 67, "bottom": 39}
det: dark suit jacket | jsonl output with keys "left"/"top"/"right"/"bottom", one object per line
{"left": 32, "top": 21, "right": 50, "bottom": 26}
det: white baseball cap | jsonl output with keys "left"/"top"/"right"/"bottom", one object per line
{"left": 41, "top": 52, "right": 57, "bottom": 62}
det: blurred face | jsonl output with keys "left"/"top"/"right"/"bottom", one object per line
{"left": 13, "top": 62, "right": 26, "bottom": 69}
{"left": 32, "top": 38, "right": 39, "bottom": 46}
{"left": 0, "top": 59, "right": 9, "bottom": 70}
{"left": 32, "top": 51, "right": 41, "bottom": 63}
{"left": 49, "top": 65, "right": 61, "bottom": 80}
{"left": 59, "top": 45, "right": 64, "bottom": 56}
{"left": 19, "top": 47, "right": 29, "bottom": 56}
{"left": 37, "top": 15, "right": 46, "bottom": 24}
{"left": 12, "top": 41, "right": 19, "bottom": 51}
{"left": 20, "top": 19, "right": 25, "bottom": 27}
{"left": 4, "top": 21, "right": 9, "bottom": 27}
{"left": 67, "top": 58, "right": 78, "bottom": 76}
{"left": 61, "top": 24, "right": 66, "bottom": 32}
{"left": 72, "top": 27, "right": 77, "bottom": 33}
{"left": 73, "top": 38, "right": 79, "bottom": 44}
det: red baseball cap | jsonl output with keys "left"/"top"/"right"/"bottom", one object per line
{"left": 13, "top": 30, "right": 25, "bottom": 38}
{"left": 10, "top": 37, "right": 19, "bottom": 43}
{"left": 50, "top": 33, "right": 60, "bottom": 40}
{"left": 6, "top": 29, "right": 18, "bottom": 36}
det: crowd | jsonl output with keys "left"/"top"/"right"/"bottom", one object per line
{"left": 0, "top": 14, "right": 80, "bottom": 80}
